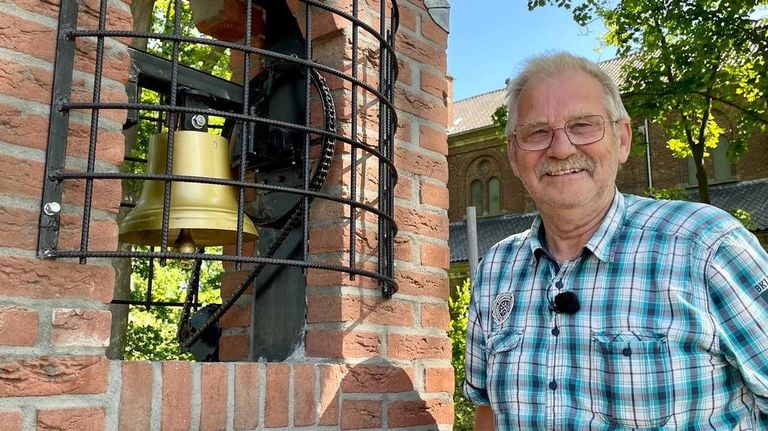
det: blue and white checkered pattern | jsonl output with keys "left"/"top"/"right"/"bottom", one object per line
{"left": 465, "top": 192, "right": 768, "bottom": 430}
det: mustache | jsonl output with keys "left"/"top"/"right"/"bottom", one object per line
{"left": 534, "top": 155, "right": 596, "bottom": 177}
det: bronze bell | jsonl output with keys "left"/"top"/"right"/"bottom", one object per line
{"left": 119, "top": 130, "right": 257, "bottom": 252}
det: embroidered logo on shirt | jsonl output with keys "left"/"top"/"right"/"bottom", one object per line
{"left": 754, "top": 277, "right": 768, "bottom": 304}
{"left": 492, "top": 292, "right": 515, "bottom": 326}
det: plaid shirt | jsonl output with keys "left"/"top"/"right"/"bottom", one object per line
{"left": 465, "top": 192, "right": 768, "bottom": 430}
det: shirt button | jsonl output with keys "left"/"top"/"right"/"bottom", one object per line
{"left": 551, "top": 327, "right": 560, "bottom": 336}
{"left": 622, "top": 347, "right": 632, "bottom": 357}
{"left": 549, "top": 380, "right": 558, "bottom": 390}
{"left": 555, "top": 281, "right": 563, "bottom": 289}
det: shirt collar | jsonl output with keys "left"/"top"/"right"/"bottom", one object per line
{"left": 527, "top": 189, "right": 624, "bottom": 263}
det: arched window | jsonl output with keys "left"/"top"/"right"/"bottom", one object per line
{"left": 488, "top": 177, "right": 501, "bottom": 215}
{"left": 470, "top": 180, "right": 484, "bottom": 214}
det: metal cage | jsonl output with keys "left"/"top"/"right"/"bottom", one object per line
{"left": 39, "top": 0, "right": 399, "bottom": 356}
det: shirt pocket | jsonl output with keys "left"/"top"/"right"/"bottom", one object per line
{"left": 590, "top": 330, "right": 672, "bottom": 429}
{"left": 485, "top": 328, "right": 525, "bottom": 412}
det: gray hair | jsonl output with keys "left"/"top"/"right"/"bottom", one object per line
{"left": 504, "top": 52, "right": 630, "bottom": 139}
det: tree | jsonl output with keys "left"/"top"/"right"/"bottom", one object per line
{"left": 449, "top": 279, "right": 475, "bottom": 430}
{"left": 528, "top": 0, "right": 768, "bottom": 203}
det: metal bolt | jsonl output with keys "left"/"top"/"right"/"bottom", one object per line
{"left": 43, "top": 202, "right": 61, "bottom": 216}
{"left": 191, "top": 114, "right": 207, "bottom": 129}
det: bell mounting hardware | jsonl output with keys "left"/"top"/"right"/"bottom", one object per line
{"left": 39, "top": 0, "right": 400, "bottom": 361}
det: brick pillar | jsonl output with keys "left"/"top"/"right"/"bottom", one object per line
{"left": 0, "top": 0, "right": 130, "bottom": 428}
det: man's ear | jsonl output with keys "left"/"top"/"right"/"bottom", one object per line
{"left": 617, "top": 120, "right": 632, "bottom": 164}
{"left": 507, "top": 138, "right": 520, "bottom": 177}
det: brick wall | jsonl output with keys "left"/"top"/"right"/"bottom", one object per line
{"left": 0, "top": 0, "right": 452, "bottom": 429}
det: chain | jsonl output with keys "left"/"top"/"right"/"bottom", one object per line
{"left": 178, "top": 68, "right": 336, "bottom": 350}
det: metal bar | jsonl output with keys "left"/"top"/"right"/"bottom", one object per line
{"left": 112, "top": 299, "right": 202, "bottom": 308}
{"left": 303, "top": 1, "right": 313, "bottom": 270}
{"left": 38, "top": 0, "right": 79, "bottom": 257}
{"left": 349, "top": 0, "right": 359, "bottom": 280}
{"left": 78, "top": 0, "right": 110, "bottom": 264}
{"left": 235, "top": 0, "right": 255, "bottom": 267}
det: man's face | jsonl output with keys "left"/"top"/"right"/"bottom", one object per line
{"left": 507, "top": 70, "right": 631, "bottom": 214}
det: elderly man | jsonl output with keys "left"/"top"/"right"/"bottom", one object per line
{"left": 464, "top": 52, "right": 768, "bottom": 430}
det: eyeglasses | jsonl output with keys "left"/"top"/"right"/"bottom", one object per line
{"left": 513, "top": 114, "right": 617, "bottom": 151}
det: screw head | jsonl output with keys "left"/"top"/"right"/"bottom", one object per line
{"left": 43, "top": 202, "right": 61, "bottom": 216}
{"left": 191, "top": 114, "right": 207, "bottom": 129}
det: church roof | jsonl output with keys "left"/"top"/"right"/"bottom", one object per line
{"left": 449, "top": 178, "right": 768, "bottom": 263}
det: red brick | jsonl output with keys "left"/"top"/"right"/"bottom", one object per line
{"left": 119, "top": 361, "right": 153, "bottom": 431}
{"left": 387, "top": 333, "right": 451, "bottom": 361}
{"left": 395, "top": 145, "right": 449, "bottom": 182}
{"left": 200, "top": 364, "right": 228, "bottom": 431}
{"left": 395, "top": 86, "right": 448, "bottom": 125}
{"left": 395, "top": 112, "right": 413, "bottom": 141}
{"left": 8, "top": 0, "right": 59, "bottom": 19}
{"left": 395, "top": 30, "right": 446, "bottom": 69}
{"left": 421, "top": 303, "right": 450, "bottom": 330}
{"left": 0, "top": 256, "right": 114, "bottom": 303}
{"left": 0, "top": 205, "right": 117, "bottom": 252}
{"left": 305, "top": 330, "right": 381, "bottom": 359}
{"left": 395, "top": 269, "right": 449, "bottom": 300}
{"left": 395, "top": 268, "right": 449, "bottom": 299}
{"left": 161, "top": 362, "right": 192, "bottom": 431}
{"left": 0, "top": 106, "right": 124, "bottom": 165}
{"left": 394, "top": 235, "right": 413, "bottom": 262}
{"left": 420, "top": 180, "right": 449, "bottom": 209}
{"left": 421, "top": 69, "right": 448, "bottom": 100}
{"left": 0, "top": 410, "right": 22, "bottom": 430}
{"left": 0, "top": 12, "right": 55, "bottom": 62}
{"left": 419, "top": 123, "right": 449, "bottom": 156}
{"left": 218, "top": 334, "right": 249, "bottom": 362}
{"left": 37, "top": 407, "right": 105, "bottom": 431}
{"left": 234, "top": 363, "right": 261, "bottom": 431}
{"left": 293, "top": 364, "right": 317, "bottom": 427}
{"left": 51, "top": 309, "right": 111, "bottom": 347}
{"left": 395, "top": 206, "right": 448, "bottom": 239}
{"left": 265, "top": 363, "right": 289, "bottom": 428}
{"left": 220, "top": 269, "right": 255, "bottom": 298}
{"left": 307, "top": 295, "right": 415, "bottom": 326}
{"left": 305, "top": 258, "right": 380, "bottom": 290}
{"left": 421, "top": 13, "right": 449, "bottom": 47}
{"left": 0, "top": 356, "right": 108, "bottom": 397}
{"left": 396, "top": 2, "right": 418, "bottom": 31}
{"left": 0, "top": 306, "right": 37, "bottom": 346}
{"left": 420, "top": 241, "right": 449, "bottom": 269}
{"left": 396, "top": 58, "right": 413, "bottom": 87}
{"left": 394, "top": 174, "right": 414, "bottom": 200}
{"left": 219, "top": 302, "right": 251, "bottom": 329}
{"left": 340, "top": 400, "right": 382, "bottom": 430}
{"left": 318, "top": 365, "right": 343, "bottom": 426}
{"left": 424, "top": 366, "right": 454, "bottom": 393}
{"left": 387, "top": 398, "right": 453, "bottom": 427}
{"left": 341, "top": 364, "right": 413, "bottom": 393}
{"left": 0, "top": 155, "right": 43, "bottom": 200}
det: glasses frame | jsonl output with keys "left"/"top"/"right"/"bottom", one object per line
{"left": 513, "top": 114, "right": 619, "bottom": 151}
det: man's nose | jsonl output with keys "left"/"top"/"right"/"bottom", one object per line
{"left": 548, "top": 127, "right": 576, "bottom": 158}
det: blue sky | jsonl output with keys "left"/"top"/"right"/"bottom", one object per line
{"left": 447, "top": 0, "right": 617, "bottom": 101}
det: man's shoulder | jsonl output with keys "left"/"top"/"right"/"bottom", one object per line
{"left": 482, "top": 230, "right": 531, "bottom": 262}
{"left": 622, "top": 194, "right": 741, "bottom": 243}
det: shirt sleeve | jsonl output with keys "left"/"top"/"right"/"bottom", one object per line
{"left": 706, "top": 227, "right": 768, "bottom": 413}
{"left": 464, "top": 266, "right": 490, "bottom": 405}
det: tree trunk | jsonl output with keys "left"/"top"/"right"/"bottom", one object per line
{"left": 691, "top": 144, "right": 711, "bottom": 204}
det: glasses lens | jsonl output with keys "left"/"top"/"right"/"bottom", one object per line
{"left": 516, "top": 125, "right": 552, "bottom": 150}
{"left": 565, "top": 115, "right": 605, "bottom": 145}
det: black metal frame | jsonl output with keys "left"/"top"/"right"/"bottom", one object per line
{"left": 39, "top": 0, "right": 399, "bottom": 308}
